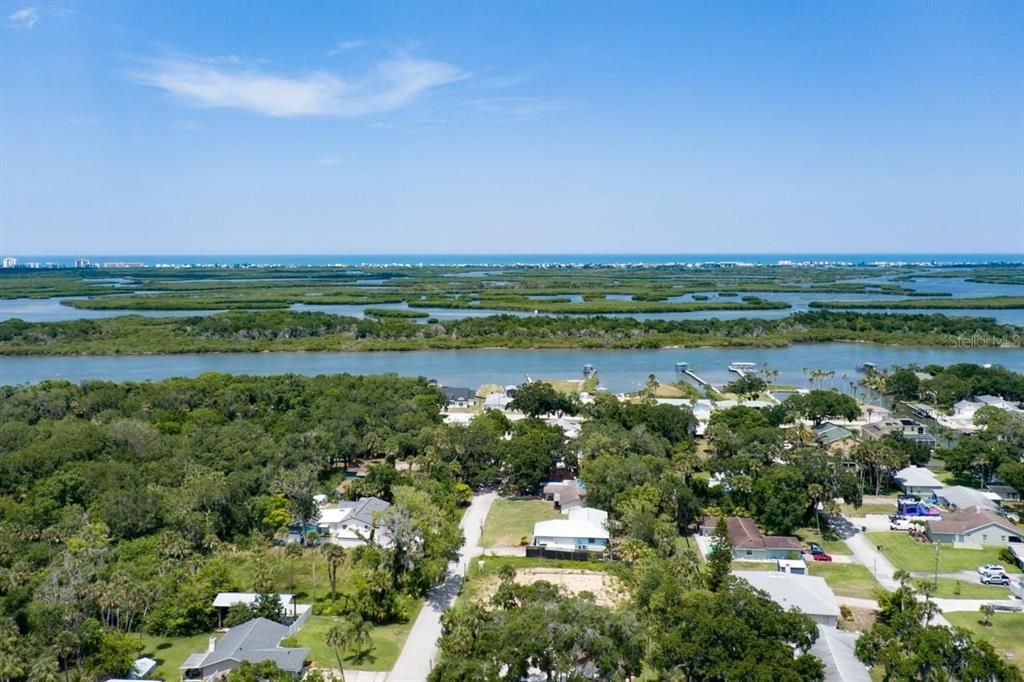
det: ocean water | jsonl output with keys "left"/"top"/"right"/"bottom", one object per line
{"left": 6, "top": 253, "right": 1023, "bottom": 267}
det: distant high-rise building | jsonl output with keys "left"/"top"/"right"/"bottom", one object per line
{"left": 74, "top": 258, "right": 91, "bottom": 268}
{"left": 1, "top": 257, "right": 16, "bottom": 268}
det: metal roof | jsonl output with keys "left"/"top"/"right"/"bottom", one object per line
{"left": 733, "top": 571, "right": 841, "bottom": 618}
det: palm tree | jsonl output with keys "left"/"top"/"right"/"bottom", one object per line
{"left": 325, "top": 622, "right": 349, "bottom": 681}
{"left": 0, "top": 651, "right": 26, "bottom": 682}
{"left": 284, "top": 543, "right": 302, "bottom": 593}
{"left": 26, "top": 656, "right": 60, "bottom": 682}
{"left": 345, "top": 615, "right": 374, "bottom": 661}
{"left": 980, "top": 603, "right": 995, "bottom": 627}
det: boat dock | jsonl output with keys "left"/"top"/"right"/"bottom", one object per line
{"left": 728, "top": 361, "right": 757, "bottom": 377}
{"left": 674, "top": 360, "right": 714, "bottom": 387}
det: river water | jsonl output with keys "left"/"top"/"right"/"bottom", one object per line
{"left": 2, "top": 343, "right": 1022, "bottom": 392}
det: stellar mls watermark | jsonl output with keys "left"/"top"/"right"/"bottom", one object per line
{"left": 947, "top": 332, "right": 1022, "bottom": 348}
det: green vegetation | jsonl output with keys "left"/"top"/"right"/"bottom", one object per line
{"left": 138, "top": 633, "right": 219, "bottom": 681}
{"left": 291, "top": 613, "right": 417, "bottom": 671}
{"left": 806, "top": 563, "right": 878, "bottom": 599}
{"left": 1, "top": 309, "right": 1019, "bottom": 355}
{"left": 945, "top": 612, "right": 1024, "bottom": 670}
{"left": 479, "top": 499, "right": 561, "bottom": 547}
{"left": 811, "top": 296, "right": 1024, "bottom": 309}
{"left": 363, "top": 307, "right": 430, "bottom": 318}
{"left": 864, "top": 532, "right": 1022, "bottom": 574}
{"left": 926, "top": 578, "right": 1013, "bottom": 599}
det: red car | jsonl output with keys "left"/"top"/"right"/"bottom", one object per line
{"left": 811, "top": 552, "right": 833, "bottom": 562}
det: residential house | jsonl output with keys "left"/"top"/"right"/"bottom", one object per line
{"left": 441, "top": 387, "right": 474, "bottom": 409}
{"left": 977, "top": 395, "right": 1024, "bottom": 412}
{"left": 699, "top": 516, "right": 803, "bottom": 561}
{"left": 925, "top": 506, "right": 1024, "bottom": 547}
{"left": 810, "top": 626, "right": 872, "bottom": 682}
{"left": 543, "top": 479, "right": 587, "bottom": 513}
{"left": 180, "top": 618, "right": 308, "bottom": 680}
{"left": 545, "top": 414, "right": 584, "bottom": 439}
{"left": 892, "top": 465, "right": 944, "bottom": 496}
{"left": 813, "top": 422, "right": 855, "bottom": 452}
{"left": 212, "top": 593, "right": 295, "bottom": 628}
{"left": 482, "top": 392, "right": 513, "bottom": 411}
{"left": 986, "top": 484, "right": 1021, "bottom": 503}
{"left": 317, "top": 496, "right": 391, "bottom": 547}
{"left": 733, "top": 572, "right": 842, "bottom": 627}
{"left": 935, "top": 486, "right": 1000, "bottom": 513}
{"left": 532, "top": 507, "right": 609, "bottom": 552}
{"left": 861, "top": 418, "right": 937, "bottom": 449}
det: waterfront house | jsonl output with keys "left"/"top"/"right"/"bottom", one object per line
{"left": 733, "top": 572, "right": 841, "bottom": 627}
{"left": 699, "top": 516, "right": 803, "bottom": 561}
{"left": 892, "top": 466, "right": 943, "bottom": 496}
{"left": 532, "top": 507, "right": 609, "bottom": 552}
{"left": 180, "top": 618, "right": 308, "bottom": 680}
{"left": 441, "top": 386, "right": 474, "bottom": 409}
{"left": 925, "top": 507, "right": 1024, "bottom": 547}
{"left": 317, "top": 496, "right": 391, "bottom": 547}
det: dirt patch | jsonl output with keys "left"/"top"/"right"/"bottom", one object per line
{"left": 476, "top": 568, "right": 626, "bottom": 607}
{"left": 839, "top": 606, "right": 877, "bottom": 633}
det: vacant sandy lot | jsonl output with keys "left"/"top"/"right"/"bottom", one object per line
{"left": 477, "top": 567, "right": 626, "bottom": 607}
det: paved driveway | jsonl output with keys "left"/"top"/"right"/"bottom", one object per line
{"left": 386, "top": 491, "right": 497, "bottom": 682}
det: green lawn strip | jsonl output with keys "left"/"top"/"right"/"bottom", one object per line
{"left": 292, "top": 609, "right": 421, "bottom": 672}
{"left": 795, "top": 527, "right": 851, "bottom": 555}
{"left": 920, "top": 578, "right": 1014, "bottom": 599}
{"left": 138, "top": 632, "right": 218, "bottom": 681}
{"left": 945, "top": 612, "right": 1024, "bottom": 671}
{"left": 864, "top": 532, "right": 1022, "bottom": 574}
{"left": 730, "top": 561, "right": 779, "bottom": 572}
{"left": 840, "top": 500, "right": 897, "bottom": 516}
{"left": 480, "top": 499, "right": 561, "bottom": 547}
{"left": 806, "top": 562, "right": 879, "bottom": 599}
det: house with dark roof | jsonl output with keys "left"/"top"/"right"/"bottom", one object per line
{"left": 986, "top": 484, "right": 1021, "bottom": 502}
{"left": 925, "top": 506, "right": 1024, "bottom": 548}
{"left": 699, "top": 516, "right": 803, "bottom": 561}
{"left": 180, "top": 618, "right": 308, "bottom": 680}
{"left": 543, "top": 479, "right": 587, "bottom": 513}
{"left": 317, "top": 496, "right": 391, "bottom": 547}
{"left": 813, "top": 422, "right": 855, "bottom": 452}
{"left": 441, "top": 386, "right": 474, "bottom": 409}
{"left": 861, "top": 418, "right": 937, "bottom": 449}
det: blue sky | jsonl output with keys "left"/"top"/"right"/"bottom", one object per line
{"left": 1, "top": 0, "right": 1022, "bottom": 255}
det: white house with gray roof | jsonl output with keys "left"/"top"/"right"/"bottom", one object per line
{"left": 892, "top": 466, "right": 943, "bottom": 495}
{"left": 733, "top": 571, "right": 841, "bottom": 627}
{"left": 180, "top": 618, "right": 308, "bottom": 680}
{"left": 317, "top": 496, "right": 391, "bottom": 547}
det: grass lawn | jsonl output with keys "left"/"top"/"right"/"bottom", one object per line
{"left": 293, "top": 610, "right": 420, "bottom": 672}
{"left": 807, "top": 562, "right": 879, "bottom": 599}
{"left": 918, "top": 578, "right": 1013, "bottom": 599}
{"left": 138, "top": 632, "right": 218, "bottom": 681}
{"left": 945, "top": 612, "right": 1024, "bottom": 670}
{"left": 731, "top": 561, "right": 780, "bottom": 572}
{"left": 840, "top": 500, "right": 897, "bottom": 516}
{"left": 865, "top": 532, "right": 1022, "bottom": 575}
{"left": 795, "top": 526, "right": 851, "bottom": 555}
{"left": 480, "top": 498, "right": 561, "bottom": 547}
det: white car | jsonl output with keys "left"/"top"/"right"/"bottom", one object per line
{"left": 977, "top": 564, "right": 1006, "bottom": 575}
{"left": 889, "top": 518, "right": 913, "bottom": 531}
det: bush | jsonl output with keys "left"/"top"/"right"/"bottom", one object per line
{"left": 839, "top": 604, "right": 853, "bottom": 621}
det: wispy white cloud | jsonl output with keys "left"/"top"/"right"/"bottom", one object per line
{"left": 467, "top": 96, "right": 571, "bottom": 121}
{"left": 7, "top": 6, "right": 39, "bottom": 29}
{"left": 128, "top": 54, "right": 467, "bottom": 118}
{"left": 327, "top": 40, "right": 365, "bottom": 56}
{"left": 315, "top": 155, "right": 342, "bottom": 166}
